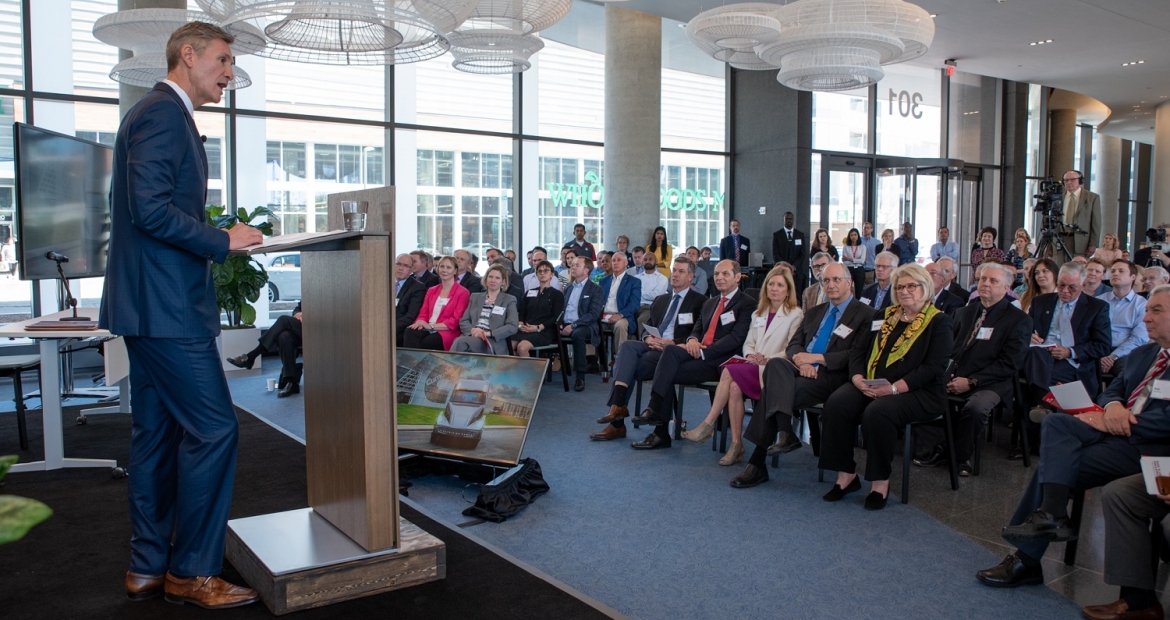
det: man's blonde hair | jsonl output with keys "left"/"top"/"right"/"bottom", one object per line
{"left": 166, "top": 22, "right": 234, "bottom": 72}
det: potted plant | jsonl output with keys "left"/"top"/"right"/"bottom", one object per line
{"left": 0, "top": 456, "right": 51, "bottom": 545}
{"left": 206, "top": 205, "right": 275, "bottom": 371}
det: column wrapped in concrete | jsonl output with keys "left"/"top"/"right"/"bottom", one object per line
{"left": 118, "top": 0, "right": 186, "bottom": 118}
{"left": 1093, "top": 134, "right": 1122, "bottom": 243}
{"left": 603, "top": 5, "right": 661, "bottom": 253}
{"left": 1154, "top": 102, "right": 1170, "bottom": 227}
{"left": 1048, "top": 109, "right": 1076, "bottom": 180}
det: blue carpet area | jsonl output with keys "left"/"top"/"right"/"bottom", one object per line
{"left": 228, "top": 369, "right": 1084, "bottom": 620}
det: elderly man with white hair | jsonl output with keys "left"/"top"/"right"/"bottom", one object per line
{"left": 915, "top": 262, "right": 1032, "bottom": 475}
{"left": 936, "top": 255, "right": 968, "bottom": 300}
{"left": 1140, "top": 265, "right": 1170, "bottom": 298}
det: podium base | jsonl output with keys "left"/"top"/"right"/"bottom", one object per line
{"left": 225, "top": 508, "right": 445, "bottom": 615}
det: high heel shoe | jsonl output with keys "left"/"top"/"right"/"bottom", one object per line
{"left": 682, "top": 420, "right": 715, "bottom": 443}
{"left": 718, "top": 441, "right": 744, "bottom": 466}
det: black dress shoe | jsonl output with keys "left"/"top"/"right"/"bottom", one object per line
{"left": 631, "top": 408, "right": 660, "bottom": 425}
{"left": 574, "top": 377, "right": 585, "bottom": 392}
{"left": 1002, "top": 510, "right": 1077, "bottom": 543}
{"left": 630, "top": 433, "right": 671, "bottom": 450}
{"left": 226, "top": 354, "right": 255, "bottom": 370}
{"left": 1007, "top": 445, "right": 1024, "bottom": 461}
{"left": 975, "top": 553, "right": 1044, "bottom": 588}
{"left": 729, "top": 464, "right": 769, "bottom": 488}
{"left": 863, "top": 491, "right": 888, "bottom": 511}
{"left": 822, "top": 477, "right": 862, "bottom": 502}
{"left": 765, "top": 432, "right": 802, "bottom": 456}
{"left": 913, "top": 445, "right": 949, "bottom": 468}
{"left": 958, "top": 461, "right": 974, "bottom": 477}
{"left": 278, "top": 382, "right": 300, "bottom": 398}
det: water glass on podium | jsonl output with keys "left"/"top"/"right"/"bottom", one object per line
{"left": 342, "top": 201, "right": 368, "bottom": 232}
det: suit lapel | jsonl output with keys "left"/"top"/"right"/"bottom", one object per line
{"left": 1070, "top": 294, "right": 1088, "bottom": 335}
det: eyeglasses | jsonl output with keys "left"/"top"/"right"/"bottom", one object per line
{"left": 875, "top": 264, "right": 894, "bottom": 270}
{"left": 395, "top": 262, "right": 413, "bottom": 269}
{"left": 812, "top": 263, "right": 829, "bottom": 270}
{"left": 822, "top": 276, "right": 848, "bottom": 284}
{"left": 894, "top": 283, "right": 923, "bottom": 293}
{"left": 1057, "top": 284, "right": 1081, "bottom": 291}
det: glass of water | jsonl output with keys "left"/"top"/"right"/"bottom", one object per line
{"left": 341, "top": 200, "right": 367, "bottom": 232}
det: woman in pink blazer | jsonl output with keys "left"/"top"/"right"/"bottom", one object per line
{"left": 404, "top": 256, "right": 471, "bottom": 351}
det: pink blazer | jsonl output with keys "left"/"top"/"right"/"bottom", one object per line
{"left": 417, "top": 282, "right": 471, "bottom": 350}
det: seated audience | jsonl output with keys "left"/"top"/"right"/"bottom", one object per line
{"left": 1013, "top": 258, "right": 1037, "bottom": 297}
{"left": 915, "top": 262, "right": 1031, "bottom": 475}
{"left": 523, "top": 247, "right": 561, "bottom": 292}
{"left": 841, "top": 228, "right": 867, "bottom": 298}
{"left": 631, "top": 246, "right": 646, "bottom": 274}
{"left": 1023, "top": 261, "right": 1112, "bottom": 426}
{"left": 1091, "top": 232, "right": 1124, "bottom": 265}
{"left": 937, "top": 256, "right": 968, "bottom": 300}
{"left": 1018, "top": 258, "right": 1057, "bottom": 313}
{"left": 393, "top": 253, "right": 426, "bottom": 347}
{"left": 411, "top": 249, "right": 440, "bottom": 288}
{"left": 874, "top": 228, "right": 896, "bottom": 259}
{"left": 591, "top": 251, "right": 611, "bottom": 284}
{"left": 1141, "top": 265, "right": 1170, "bottom": 297}
{"left": 1085, "top": 257, "right": 1111, "bottom": 296}
{"left": 976, "top": 285, "right": 1170, "bottom": 590}
{"left": 1006, "top": 229, "right": 1032, "bottom": 288}
{"left": 628, "top": 260, "right": 755, "bottom": 451}
{"left": 492, "top": 256, "right": 525, "bottom": 301}
{"left": 1098, "top": 260, "right": 1148, "bottom": 377}
{"left": 453, "top": 249, "right": 483, "bottom": 293}
{"left": 599, "top": 251, "right": 642, "bottom": 352}
{"left": 970, "top": 227, "right": 1007, "bottom": 285}
{"left": 452, "top": 265, "right": 519, "bottom": 355}
{"left": 926, "top": 261, "right": 964, "bottom": 314}
{"left": 557, "top": 248, "right": 576, "bottom": 288}
{"left": 560, "top": 256, "right": 604, "bottom": 392}
{"left": 227, "top": 304, "right": 304, "bottom": 397}
{"left": 801, "top": 252, "right": 832, "bottom": 309}
{"left": 614, "top": 234, "right": 633, "bottom": 264}
{"left": 405, "top": 256, "right": 471, "bottom": 351}
{"left": 511, "top": 260, "right": 565, "bottom": 358}
{"left": 810, "top": 228, "right": 839, "bottom": 262}
{"left": 892, "top": 222, "right": 918, "bottom": 266}
{"left": 930, "top": 226, "right": 959, "bottom": 263}
{"left": 860, "top": 251, "right": 897, "bottom": 312}
{"left": 682, "top": 266, "right": 803, "bottom": 465}
{"left": 634, "top": 251, "right": 669, "bottom": 307}
{"left": 590, "top": 257, "right": 706, "bottom": 441}
{"left": 685, "top": 246, "right": 709, "bottom": 295}
{"left": 819, "top": 264, "right": 954, "bottom": 510}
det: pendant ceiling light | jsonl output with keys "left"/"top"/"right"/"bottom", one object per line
{"left": 93, "top": 8, "right": 265, "bottom": 88}
{"left": 685, "top": 3, "right": 782, "bottom": 67}
{"left": 448, "top": 30, "right": 543, "bottom": 73}
{"left": 458, "top": 0, "right": 572, "bottom": 34}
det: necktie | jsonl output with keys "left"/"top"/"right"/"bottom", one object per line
{"left": 1064, "top": 192, "right": 1078, "bottom": 225}
{"left": 702, "top": 296, "right": 728, "bottom": 346}
{"left": 809, "top": 306, "right": 839, "bottom": 355}
{"left": 734, "top": 236, "right": 741, "bottom": 263}
{"left": 1058, "top": 302, "right": 1076, "bottom": 348}
{"left": 817, "top": 286, "right": 826, "bottom": 305}
{"left": 1128, "top": 350, "right": 1170, "bottom": 412}
{"left": 787, "top": 230, "right": 792, "bottom": 241}
{"left": 964, "top": 307, "right": 988, "bottom": 349}
{"left": 660, "top": 294, "right": 682, "bottom": 338}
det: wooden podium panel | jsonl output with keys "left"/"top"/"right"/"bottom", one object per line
{"left": 301, "top": 236, "right": 398, "bottom": 551}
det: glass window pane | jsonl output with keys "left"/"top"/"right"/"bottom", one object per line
{"left": 395, "top": 54, "right": 512, "bottom": 133}
{"left": 527, "top": 16, "right": 605, "bottom": 142}
{"left": 0, "top": 0, "right": 22, "bottom": 90}
{"left": 876, "top": 64, "right": 941, "bottom": 157}
{"left": 315, "top": 143, "right": 337, "bottom": 182}
{"left": 661, "top": 16, "right": 726, "bottom": 151}
{"left": 948, "top": 71, "right": 1001, "bottom": 165}
{"left": 813, "top": 88, "right": 869, "bottom": 153}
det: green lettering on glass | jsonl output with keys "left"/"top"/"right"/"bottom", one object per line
{"left": 547, "top": 174, "right": 721, "bottom": 212}
{"left": 548, "top": 183, "right": 572, "bottom": 208}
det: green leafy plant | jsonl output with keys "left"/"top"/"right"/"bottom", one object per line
{"left": 0, "top": 455, "right": 52, "bottom": 545}
{"left": 206, "top": 205, "right": 276, "bottom": 327}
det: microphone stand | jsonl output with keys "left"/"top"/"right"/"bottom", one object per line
{"left": 50, "top": 257, "right": 88, "bottom": 321}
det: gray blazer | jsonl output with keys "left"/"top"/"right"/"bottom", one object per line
{"left": 459, "top": 291, "right": 519, "bottom": 353}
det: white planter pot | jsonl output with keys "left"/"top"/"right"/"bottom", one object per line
{"left": 217, "top": 326, "right": 261, "bottom": 372}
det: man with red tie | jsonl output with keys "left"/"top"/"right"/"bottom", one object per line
{"left": 629, "top": 260, "right": 755, "bottom": 450}
{"left": 977, "top": 284, "right": 1170, "bottom": 590}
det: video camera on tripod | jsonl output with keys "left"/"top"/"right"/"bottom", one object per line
{"left": 1032, "top": 178, "right": 1071, "bottom": 260}
{"left": 1033, "top": 178, "right": 1065, "bottom": 219}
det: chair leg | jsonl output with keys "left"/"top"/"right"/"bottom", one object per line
{"left": 808, "top": 410, "right": 822, "bottom": 457}
{"left": 14, "top": 370, "right": 28, "bottom": 451}
{"left": 902, "top": 423, "right": 913, "bottom": 504}
{"left": 557, "top": 340, "right": 570, "bottom": 392}
{"left": 1064, "top": 490, "right": 1086, "bottom": 566}
{"left": 942, "top": 409, "right": 960, "bottom": 491}
{"left": 1151, "top": 518, "right": 1166, "bottom": 576}
{"left": 674, "top": 386, "right": 685, "bottom": 440}
{"left": 633, "top": 382, "right": 643, "bottom": 429}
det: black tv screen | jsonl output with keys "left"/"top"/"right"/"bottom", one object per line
{"left": 14, "top": 122, "right": 113, "bottom": 280}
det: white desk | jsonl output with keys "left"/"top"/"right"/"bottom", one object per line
{"left": 0, "top": 310, "right": 122, "bottom": 473}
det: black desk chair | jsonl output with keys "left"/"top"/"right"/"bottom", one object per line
{"left": 0, "top": 355, "right": 42, "bottom": 451}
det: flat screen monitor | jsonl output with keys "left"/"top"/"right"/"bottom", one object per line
{"left": 14, "top": 122, "right": 113, "bottom": 280}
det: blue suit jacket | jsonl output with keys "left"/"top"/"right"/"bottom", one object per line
{"left": 720, "top": 234, "right": 750, "bottom": 265}
{"left": 599, "top": 272, "right": 641, "bottom": 335}
{"left": 99, "top": 84, "right": 229, "bottom": 338}
{"left": 1098, "top": 342, "right": 1170, "bottom": 445}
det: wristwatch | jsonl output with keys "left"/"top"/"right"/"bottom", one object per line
{"left": 969, "top": 378, "right": 979, "bottom": 389}
{"left": 890, "top": 384, "right": 899, "bottom": 395}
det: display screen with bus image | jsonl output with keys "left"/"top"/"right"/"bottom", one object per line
{"left": 396, "top": 349, "right": 548, "bottom": 465}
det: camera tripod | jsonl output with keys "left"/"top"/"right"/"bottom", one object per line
{"left": 1033, "top": 218, "right": 1073, "bottom": 262}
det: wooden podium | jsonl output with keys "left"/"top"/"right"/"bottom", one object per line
{"left": 225, "top": 194, "right": 445, "bottom": 614}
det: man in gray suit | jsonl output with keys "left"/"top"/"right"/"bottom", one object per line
{"left": 1059, "top": 170, "right": 1101, "bottom": 263}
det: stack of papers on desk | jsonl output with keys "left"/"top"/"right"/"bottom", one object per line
{"left": 25, "top": 320, "right": 99, "bottom": 331}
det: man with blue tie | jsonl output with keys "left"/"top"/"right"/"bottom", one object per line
{"left": 559, "top": 256, "right": 604, "bottom": 391}
{"left": 591, "top": 257, "right": 706, "bottom": 440}
{"left": 859, "top": 251, "right": 897, "bottom": 313}
{"left": 733, "top": 263, "right": 875, "bottom": 487}
{"left": 99, "top": 23, "right": 262, "bottom": 608}
{"left": 720, "top": 219, "right": 750, "bottom": 266}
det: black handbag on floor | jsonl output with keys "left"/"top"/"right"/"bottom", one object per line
{"left": 461, "top": 458, "right": 549, "bottom": 523}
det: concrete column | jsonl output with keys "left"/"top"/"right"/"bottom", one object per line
{"left": 1154, "top": 101, "right": 1170, "bottom": 227}
{"left": 603, "top": 5, "right": 661, "bottom": 253}
{"left": 999, "top": 81, "right": 1029, "bottom": 242}
{"left": 118, "top": 0, "right": 186, "bottom": 119}
{"left": 1094, "top": 133, "right": 1122, "bottom": 243}
{"left": 1048, "top": 108, "right": 1076, "bottom": 180}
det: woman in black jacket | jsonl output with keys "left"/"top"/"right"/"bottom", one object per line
{"left": 818, "top": 263, "right": 954, "bottom": 510}
{"left": 511, "top": 260, "right": 566, "bottom": 357}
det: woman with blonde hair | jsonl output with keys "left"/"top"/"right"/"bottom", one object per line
{"left": 683, "top": 266, "right": 803, "bottom": 465}
{"left": 1092, "top": 233, "right": 1123, "bottom": 265}
{"left": 875, "top": 228, "right": 896, "bottom": 257}
{"left": 1007, "top": 228, "right": 1033, "bottom": 288}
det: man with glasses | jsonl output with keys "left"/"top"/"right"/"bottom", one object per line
{"left": 859, "top": 251, "right": 898, "bottom": 312}
{"left": 1058, "top": 170, "right": 1102, "bottom": 263}
{"left": 523, "top": 247, "right": 562, "bottom": 292}
{"left": 394, "top": 253, "right": 426, "bottom": 347}
{"left": 1141, "top": 266, "right": 1170, "bottom": 297}
{"left": 801, "top": 252, "right": 833, "bottom": 309}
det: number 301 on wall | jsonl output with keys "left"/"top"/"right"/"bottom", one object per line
{"left": 888, "top": 89, "right": 923, "bottom": 119}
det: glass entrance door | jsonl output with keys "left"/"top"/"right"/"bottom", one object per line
{"left": 874, "top": 157, "right": 967, "bottom": 264}
{"left": 820, "top": 155, "right": 870, "bottom": 251}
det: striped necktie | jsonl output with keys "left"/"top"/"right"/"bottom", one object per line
{"left": 1127, "top": 350, "right": 1170, "bottom": 413}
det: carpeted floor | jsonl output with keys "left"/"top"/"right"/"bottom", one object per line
{"left": 0, "top": 406, "right": 620, "bottom": 620}
{"left": 227, "top": 367, "right": 1090, "bottom": 620}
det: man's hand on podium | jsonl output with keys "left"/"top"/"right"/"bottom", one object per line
{"left": 227, "top": 224, "right": 264, "bottom": 250}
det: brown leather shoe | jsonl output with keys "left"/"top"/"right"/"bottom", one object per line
{"left": 590, "top": 424, "right": 627, "bottom": 441}
{"left": 1082, "top": 599, "right": 1165, "bottom": 620}
{"left": 164, "top": 573, "right": 259, "bottom": 609}
{"left": 596, "top": 406, "right": 629, "bottom": 424}
{"left": 125, "top": 571, "right": 164, "bottom": 601}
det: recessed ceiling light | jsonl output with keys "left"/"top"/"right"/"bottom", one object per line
{"left": 929, "top": 13, "right": 938, "bottom": 17}
{"left": 1122, "top": 60, "right": 1146, "bottom": 66}
{"left": 1029, "top": 39, "right": 1054, "bottom": 46}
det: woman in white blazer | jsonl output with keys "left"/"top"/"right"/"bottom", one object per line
{"left": 682, "top": 265, "right": 803, "bottom": 465}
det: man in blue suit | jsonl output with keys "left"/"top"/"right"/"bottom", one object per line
{"left": 98, "top": 23, "right": 262, "bottom": 609}
{"left": 976, "top": 284, "right": 1170, "bottom": 590}
{"left": 559, "top": 255, "right": 604, "bottom": 392}
{"left": 598, "top": 251, "right": 641, "bottom": 353}
{"left": 720, "top": 219, "right": 750, "bottom": 266}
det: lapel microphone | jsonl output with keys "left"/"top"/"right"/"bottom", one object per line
{"left": 201, "top": 135, "right": 207, "bottom": 143}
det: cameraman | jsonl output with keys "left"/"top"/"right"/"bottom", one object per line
{"left": 1058, "top": 170, "right": 1101, "bottom": 263}
{"left": 1134, "top": 227, "right": 1169, "bottom": 268}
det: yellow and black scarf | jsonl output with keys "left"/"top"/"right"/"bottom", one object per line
{"left": 866, "top": 303, "right": 941, "bottom": 379}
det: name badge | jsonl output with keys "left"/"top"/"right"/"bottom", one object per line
{"left": 871, "top": 320, "right": 884, "bottom": 331}
{"left": 527, "top": 289, "right": 538, "bottom": 297}
{"left": 860, "top": 297, "right": 871, "bottom": 306}
{"left": 678, "top": 313, "right": 694, "bottom": 325}
{"left": 720, "top": 311, "right": 736, "bottom": 325}
{"left": 1151, "top": 379, "right": 1170, "bottom": 401}
{"left": 977, "top": 327, "right": 994, "bottom": 340}
{"left": 753, "top": 316, "right": 767, "bottom": 328}
{"left": 832, "top": 324, "right": 853, "bottom": 338}
{"left": 794, "top": 239, "right": 802, "bottom": 246}
{"left": 740, "top": 244, "right": 748, "bottom": 251}
{"left": 492, "top": 305, "right": 506, "bottom": 315}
